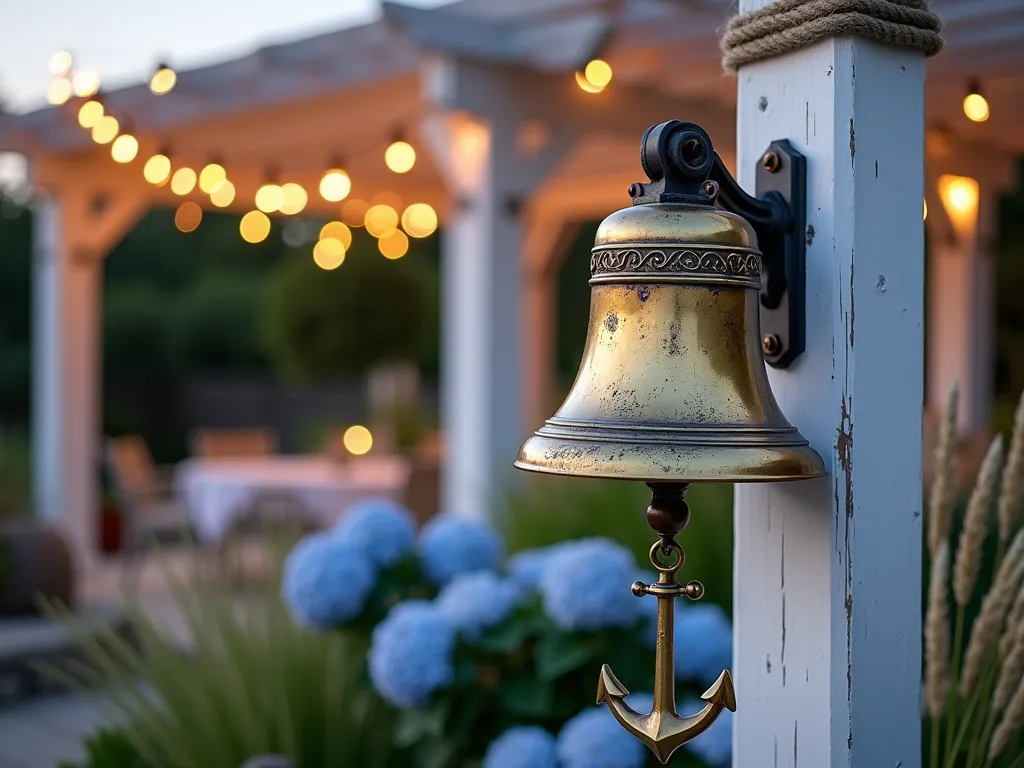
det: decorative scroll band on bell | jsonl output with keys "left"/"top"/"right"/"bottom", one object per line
{"left": 589, "top": 245, "right": 763, "bottom": 286}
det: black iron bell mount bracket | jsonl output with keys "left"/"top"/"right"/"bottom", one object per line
{"left": 627, "top": 120, "right": 807, "bottom": 369}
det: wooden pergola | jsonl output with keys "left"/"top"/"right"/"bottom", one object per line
{"left": 1, "top": 0, "right": 1022, "bottom": 763}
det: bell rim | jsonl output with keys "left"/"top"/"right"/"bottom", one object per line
{"left": 535, "top": 418, "right": 812, "bottom": 448}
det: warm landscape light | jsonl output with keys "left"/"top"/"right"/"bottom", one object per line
{"left": 343, "top": 425, "right": 373, "bottom": 455}
{"left": 313, "top": 238, "right": 346, "bottom": 270}
{"left": 111, "top": 134, "right": 139, "bottom": 163}
{"left": 91, "top": 115, "right": 119, "bottom": 144}
{"left": 319, "top": 169, "right": 351, "bottom": 202}
{"left": 150, "top": 65, "right": 177, "bottom": 95}
{"left": 170, "top": 167, "right": 197, "bottom": 196}
{"left": 143, "top": 154, "right": 172, "bottom": 185}
{"left": 240, "top": 210, "right": 271, "bottom": 243}
{"left": 174, "top": 201, "right": 203, "bottom": 232}
{"left": 385, "top": 141, "right": 416, "bottom": 174}
{"left": 401, "top": 203, "right": 438, "bottom": 238}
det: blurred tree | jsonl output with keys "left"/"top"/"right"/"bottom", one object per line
{"left": 174, "top": 271, "right": 267, "bottom": 372}
{"left": 262, "top": 236, "right": 436, "bottom": 383}
{"left": 0, "top": 192, "right": 32, "bottom": 423}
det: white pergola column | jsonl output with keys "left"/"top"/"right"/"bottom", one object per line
{"left": 732, "top": 14, "right": 925, "bottom": 768}
{"left": 31, "top": 181, "right": 146, "bottom": 574}
{"left": 421, "top": 68, "right": 571, "bottom": 517}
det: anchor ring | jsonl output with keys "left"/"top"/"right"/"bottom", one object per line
{"left": 649, "top": 539, "right": 685, "bottom": 574}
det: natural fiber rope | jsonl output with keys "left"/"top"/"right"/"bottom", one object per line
{"left": 721, "top": 0, "right": 943, "bottom": 72}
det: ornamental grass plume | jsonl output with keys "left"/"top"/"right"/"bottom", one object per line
{"left": 993, "top": 621, "right": 1024, "bottom": 711}
{"left": 999, "top": 391, "right": 1024, "bottom": 545}
{"left": 989, "top": 675, "right": 1024, "bottom": 761}
{"left": 1002, "top": 582, "right": 1024, "bottom": 658}
{"left": 953, "top": 436, "right": 1004, "bottom": 607}
{"left": 960, "top": 529, "right": 1024, "bottom": 697}
{"left": 929, "top": 383, "right": 960, "bottom": 555}
{"left": 924, "top": 539, "right": 951, "bottom": 718}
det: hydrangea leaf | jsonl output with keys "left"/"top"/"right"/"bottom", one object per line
{"left": 537, "top": 631, "right": 600, "bottom": 681}
{"left": 394, "top": 704, "right": 449, "bottom": 748}
{"left": 499, "top": 676, "right": 555, "bottom": 717}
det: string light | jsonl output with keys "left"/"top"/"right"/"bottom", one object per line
{"left": 313, "top": 238, "right": 346, "bottom": 270}
{"left": 255, "top": 184, "right": 283, "bottom": 213}
{"left": 72, "top": 68, "right": 101, "bottom": 97}
{"left": 343, "top": 425, "right": 373, "bottom": 455}
{"left": 379, "top": 229, "right": 409, "bottom": 260}
{"left": 174, "top": 201, "right": 203, "bottom": 232}
{"left": 401, "top": 203, "right": 437, "bottom": 238}
{"left": 77, "top": 100, "right": 104, "bottom": 128}
{"left": 320, "top": 221, "right": 353, "bottom": 250}
{"left": 575, "top": 71, "right": 603, "bottom": 94}
{"left": 150, "top": 64, "right": 177, "bottom": 95}
{"left": 143, "top": 154, "right": 172, "bottom": 185}
{"left": 319, "top": 169, "right": 351, "bottom": 202}
{"left": 279, "top": 182, "right": 308, "bottom": 215}
{"left": 46, "top": 79, "right": 72, "bottom": 105}
{"left": 385, "top": 140, "right": 416, "bottom": 174}
{"left": 111, "top": 134, "right": 139, "bottom": 163}
{"left": 91, "top": 115, "right": 119, "bottom": 144}
{"left": 365, "top": 204, "right": 399, "bottom": 237}
{"left": 342, "top": 199, "right": 369, "bottom": 227}
{"left": 240, "top": 211, "right": 271, "bottom": 243}
{"left": 210, "top": 180, "right": 236, "bottom": 207}
{"left": 170, "top": 167, "right": 197, "bottom": 195}
{"left": 584, "top": 59, "right": 613, "bottom": 88}
{"left": 198, "top": 163, "right": 227, "bottom": 194}
{"left": 48, "top": 51, "right": 74, "bottom": 78}
{"left": 963, "top": 80, "right": 990, "bottom": 123}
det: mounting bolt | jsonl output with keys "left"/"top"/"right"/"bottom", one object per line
{"left": 628, "top": 183, "right": 640, "bottom": 198}
{"left": 762, "top": 334, "right": 782, "bottom": 356}
{"left": 702, "top": 180, "right": 719, "bottom": 200}
{"left": 762, "top": 151, "right": 781, "bottom": 173}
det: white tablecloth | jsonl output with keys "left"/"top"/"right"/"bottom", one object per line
{"left": 174, "top": 456, "right": 409, "bottom": 543}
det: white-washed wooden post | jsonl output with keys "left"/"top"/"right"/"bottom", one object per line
{"left": 731, "top": 6, "right": 926, "bottom": 766}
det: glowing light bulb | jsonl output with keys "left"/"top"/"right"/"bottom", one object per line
{"left": 210, "top": 180, "right": 236, "bottom": 208}
{"left": 77, "top": 100, "right": 104, "bottom": 128}
{"left": 46, "top": 79, "right": 72, "bottom": 105}
{"left": 90, "top": 115, "right": 119, "bottom": 144}
{"left": 49, "top": 51, "right": 73, "bottom": 78}
{"left": 575, "top": 71, "right": 604, "bottom": 94}
{"left": 385, "top": 141, "right": 416, "bottom": 174}
{"left": 150, "top": 66, "right": 176, "bottom": 95}
{"left": 72, "top": 68, "right": 100, "bottom": 97}
{"left": 111, "top": 134, "right": 139, "bottom": 163}
{"left": 197, "top": 164, "right": 226, "bottom": 194}
{"left": 170, "top": 167, "right": 197, "bottom": 196}
{"left": 255, "top": 184, "right": 283, "bottom": 213}
{"left": 342, "top": 199, "right": 369, "bottom": 227}
{"left": 279, "top": 182, "right": 308, "bottom": 215}
{"left": 319, "top": 221, "right": 352, "bottom": 250}
{"left": 319, "top": 169, "right": 351, "bottom": 202}
{"left": 938, "top": 174, "right": 980, "bottom": 236}
{"left": 584, "top": 59, "right": 613, "bottom": 88}
{"left": 143, "top": 155, "right": 172, "bottom": 185}
{"left": 240, "top": 210, "right": 271, "bottom": 243}
{"left": 174, "top": 201, "right": 203, "bottom": 233}
{"left": 343, "top": 425, "right": 373, "bottom": 455}
{"left": 313, "top": 238, "right": 346, "bottom": 270}
{"left": 379, "top": 229, "right": 409, "bottom": 260}
{"left": 364, "top": 204, "right": 399, "bottom": 237}
{"left": 963, "top": 92, "right": 990, "bottom": 123}
{"left": 401, "top": 203, "right": 438, "bottom": 238}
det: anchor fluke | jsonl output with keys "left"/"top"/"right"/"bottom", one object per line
{"left": 702, "top": 669, "right": 737, "bottom": 712}
{"left": 596, "top": 664, "right": 631, "bottom": 704}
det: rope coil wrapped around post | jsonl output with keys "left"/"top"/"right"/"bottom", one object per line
{"left": 721, "top": 0, "right": 943, "bottom": 72}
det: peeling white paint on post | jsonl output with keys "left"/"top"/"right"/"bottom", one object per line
{"left": 732, "top": 7, "right": 925, "bottom": 767}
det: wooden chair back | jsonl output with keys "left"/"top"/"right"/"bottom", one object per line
{"left": 191, "top": 428, "right": 278, "bottom": 459}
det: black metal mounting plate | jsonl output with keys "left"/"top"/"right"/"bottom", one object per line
{"left": 756, "top": 140, "right": 806, "bottom": 369}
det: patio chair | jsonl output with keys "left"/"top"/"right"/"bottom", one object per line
{"left": 104, "top": 435, "right": 192, "bottom": 586}
{"left": 189, "top": 428, "right": 278, "bottom": 459}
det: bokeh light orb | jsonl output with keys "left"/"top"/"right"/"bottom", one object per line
{"left": 174, "top": 201, "right": 203, "bottom": 233}
{"left": 77, "top": 100, "right": 104, "bottom": 128}
{"left": 313, "top": 237, "right": 346, "bottom": 270}
{"left": 401, "top": 203, "right": 438, "bottom": 238}
{"left": 143, "top": 155, "right": 172, "bottom": 185}
{"left": 170, "top": 167, "right": 197, "bottom": 196}
{"left": 111, "top": 134, "right": 139, "bottom": 163}
{"left": 319, "top": 221, "right": 353, "bottom": 250}
{"left": 343, "top": 425, "right": 373, "bottom": 455}
{"left": 378, "top": 229, "right": 409, "bottom": 260}
{"left": 364, "top": 204, "right": 399, "bottom": 237}
{"left": 150, "top": 67, "right": 177, "bottom": 95}
{"left": 198, "top": 164, "right": 227, "bottom": 194}
{"left": 210, "top": 180, "right": 236, "bottom": 208}
{"left": 319, "top": 170, "right": 351, "bottom": 202}
{"left": 90, "top": 115, "right": 119, "bottom": 144}
{"left": 279, "top": 183, "right": 308, "bottom": 215}
{"left": 46, "top": 79, "right": 73, "bottom": 105}
{"left": 384, "top": 141, "right": 416, "bottom": 174}
{"left": 255, "top": 184, "right": 283, "bottom": 213}
{"left": 240, "top": 210, "right": 272, "bottom": 243}
{"left": 342, "top": 198, "right": 369, "bottom": 227}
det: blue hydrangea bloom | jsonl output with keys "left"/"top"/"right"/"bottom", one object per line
{"left": 418, "top": 515, "right": 503, "bottom": 585}
{"left": 507, "top": 547, "right": 552, "bottom": 589}
{"left": 333, "top": 496, "right": 417, "bottom": 567}
{"left": 539, "top": 538, "right": 639, "bottom": 631}
{"left": 682, "top": 696, "right": 733, "bottom": 765}
{"left": 556, "top": 707, "right": 646, "bottom": 768}
{"left": 675, "top": 603, "right": 733, "bottom": 686}
{"left": 625, "top": 691, "right": 653, "bottom": 715}
{"left": 483, "top": 726, "right": 557, "bottom": 768}
{"left": 368, "top": 600, "right": 456, "bottom": 708}
{"left": 281, "top": 533, "right": 376, "bottom": 629}
{"left": 435, "top": 571, "right": 522, "bottom": 640}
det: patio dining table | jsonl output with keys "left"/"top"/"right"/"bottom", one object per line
{"left": 174, "top": 455, "right": 410, "bottom": 544}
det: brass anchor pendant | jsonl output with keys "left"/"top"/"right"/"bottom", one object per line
{"left": 596, "top": 484, "right": 736, "bottom": 765}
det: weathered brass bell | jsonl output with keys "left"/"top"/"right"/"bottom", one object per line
{"left": 515, "top": 120, "right": 824, "bottom": 764}
{"left": 515, "top": 121, "right": 824, "bottom": 483}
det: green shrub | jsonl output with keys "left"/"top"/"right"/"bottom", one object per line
{"left": 173, "top": 271, "right": 267, "bottom": 372}
{"left": 0, "top": 427, "right": 30, "bottom": 517}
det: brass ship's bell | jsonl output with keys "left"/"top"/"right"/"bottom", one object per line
{"left": 515, "top": 120, "right": 824, "bottom": 763}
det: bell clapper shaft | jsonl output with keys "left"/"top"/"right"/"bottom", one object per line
{"left": 596, "top": 483, "right": 736, "bottom": 765}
